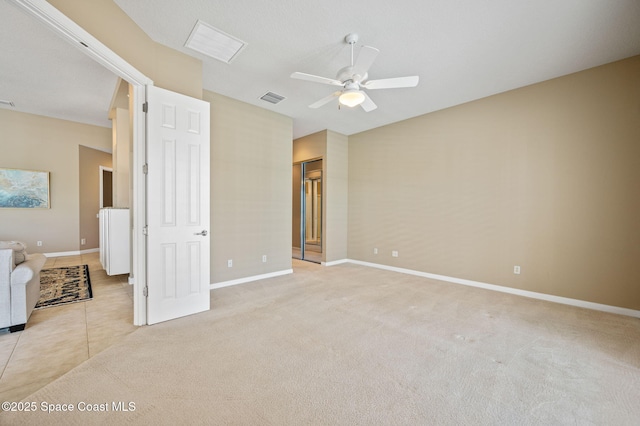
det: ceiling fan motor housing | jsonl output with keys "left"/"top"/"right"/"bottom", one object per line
{"left": 337, "top": 66, "right": 367, "bottom": 84}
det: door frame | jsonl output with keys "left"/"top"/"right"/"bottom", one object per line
{"left": 295, "top": 158, "right": 323, "bottom": 263}
{"left": 12, "top": 0, "right": 152, "bottom": 325}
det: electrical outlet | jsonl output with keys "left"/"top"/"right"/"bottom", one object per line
{"left": 81, "top": 238, "right": 86, "bottom": 245}
{"left": 392, "top": 250, "right": 399, "bottom": 257}
{"left": 373, "top": 248, "right": 378, "bottom": 255}
{"left": 514, "top": 265, "right": 521, "bottom": 274}
{"left": 227, "top": 259, "right": 233, "bottom": 268}
{"left": 262, "top": 255, "right": 267, "bottom": 263}
{"left": 37, "top": 241, "right": 43, "bottom": 247}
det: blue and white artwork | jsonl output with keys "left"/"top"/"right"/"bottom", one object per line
{"left": 0, "top": 168, "right": 50, "bottom": 208}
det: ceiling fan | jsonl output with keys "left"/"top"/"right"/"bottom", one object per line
{"left": 291, "top": 33, "right": 419, "bottom": 112}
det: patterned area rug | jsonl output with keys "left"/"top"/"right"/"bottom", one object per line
{"left": 35, "top": 265, "right": 93, "bottom": 309}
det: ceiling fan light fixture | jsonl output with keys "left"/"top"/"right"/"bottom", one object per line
{"left": 339, "top": 89, "right": 365, "bottom": 107}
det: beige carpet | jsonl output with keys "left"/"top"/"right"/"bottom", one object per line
{"left": 2, "top": 260, "right": 639, "bottom": 425}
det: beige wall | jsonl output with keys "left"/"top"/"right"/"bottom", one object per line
{"left": 112, "top": 107, "right": 130, "bottom": 207}
{"left": 49, "top": 0, "right": 202, "bottom": 99}
{"left": 293, "top": 130, "right": 349, "bottom": 263}
{"left": 0, "top": 110, "right": 112, "bottom": 253}
{"left": 325, "top": 131, "right": 348, "bottom": 262}
{"left": 79, "top": 145, "right": 112, "bottom": 250}
{"left": 205, "top": 91, "right": 293, "bottom": 283}
{"left": 293, "top": 131, "right": 326, "bottom": 163}
{"left": 348, "top": 56, "right": 640, "bottom": 310}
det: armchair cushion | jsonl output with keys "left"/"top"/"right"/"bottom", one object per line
{"left": 0, "top": 241, "right": 28, "bottom": 266}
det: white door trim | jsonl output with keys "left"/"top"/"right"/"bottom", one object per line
{"left": 11, "top": 0, "right": 153, "bottom": 325}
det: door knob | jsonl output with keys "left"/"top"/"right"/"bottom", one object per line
{"left": 194, "top": 230, "right": 208, "bottom": 236}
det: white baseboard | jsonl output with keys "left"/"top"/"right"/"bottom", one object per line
{"left": 44, "top": 248, "right": 95, "bottom": 257}
{"left": 44, "top": 251, "right": 78, "bottom": 257}
{"left": 44, "top": 248, "right": 99, "bottom": 257}
{"left": 344, "top": 259, "right": 640, "bottom": 319}
{"left": 322, "top": 259, "right": 349, "bottom": 266}
{"left": 210, "top": 269, "right": 294, "bottom": 290}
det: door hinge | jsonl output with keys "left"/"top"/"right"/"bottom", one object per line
{"left": 142, "top": 102, "right": 148, "bottom": 113}
{"left": 143, "top": 286, "right": 148, "bottom": 297}
{"left": 142, "top": 225, "right": 148, "bottom": 236}
{"left": 142, "top": 164, "right": 148, "bottom": 174}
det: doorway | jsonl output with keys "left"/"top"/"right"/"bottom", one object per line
{"left": 100, "top": 166, "right": 113, "bottom": 208}
{"left": 13, "top": 0, "right": 152, "bottom": 325}
{"left": 293, "top": 159, "right": 323, "bottom": 263}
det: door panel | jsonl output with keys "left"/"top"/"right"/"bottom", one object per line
{"left": 146, "top": 85, "right": 210, "bottom": 325}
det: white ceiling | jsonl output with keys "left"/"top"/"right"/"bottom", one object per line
{"left": 2, "top": 0, "right": 640, "bottom": 139}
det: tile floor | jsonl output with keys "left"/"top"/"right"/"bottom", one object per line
{"left": 0, "top": 252, "right": 136, "bottom": 403}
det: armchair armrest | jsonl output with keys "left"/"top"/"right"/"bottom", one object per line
{"left": 0, "top": 248, "right": 14, "bottom": 286}
{"left": 0, "top": 249, "right": 14, "bottom": 327}
{"left": 11, "top": 254, "right": 47, "bottom": 286}
{"left": 11, "top": 261, "right": 36, "bottom": 286}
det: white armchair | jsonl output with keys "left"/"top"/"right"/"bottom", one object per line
{"left": 0, "top": 243, "right": 47, "bottom": 332}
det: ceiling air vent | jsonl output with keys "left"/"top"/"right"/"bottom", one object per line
{"left": 185, "top": 20, "right": 247, "bottom": 64}
{"left": 260, "top": 92, "right": 286, "bottom": 105}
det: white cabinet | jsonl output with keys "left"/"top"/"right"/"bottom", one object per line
{"left": 99, "top": 208, "right": 130, "bottom": 276}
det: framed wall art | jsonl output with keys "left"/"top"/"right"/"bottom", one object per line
{"left": 0, "top": 168, "right": 50, "bottom": 208}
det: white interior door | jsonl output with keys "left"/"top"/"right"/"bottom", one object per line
{"left": 146, "top": 85, "right": 210, "bottom": 325}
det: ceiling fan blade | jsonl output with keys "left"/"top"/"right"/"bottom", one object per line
{"left": 352, "top": 46, "right": 379, "bottom": 79}
{"left": 291, "top": 72, "right": 343, "bottom": 87}
{"left": 363, "top": 75, "right": 419, "bottom": 90}
{"left": 309, "top": 91, "right": 341, "bottom": 108}
{"left": 360, "top": 92, "right": 377, "bottom": 112}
